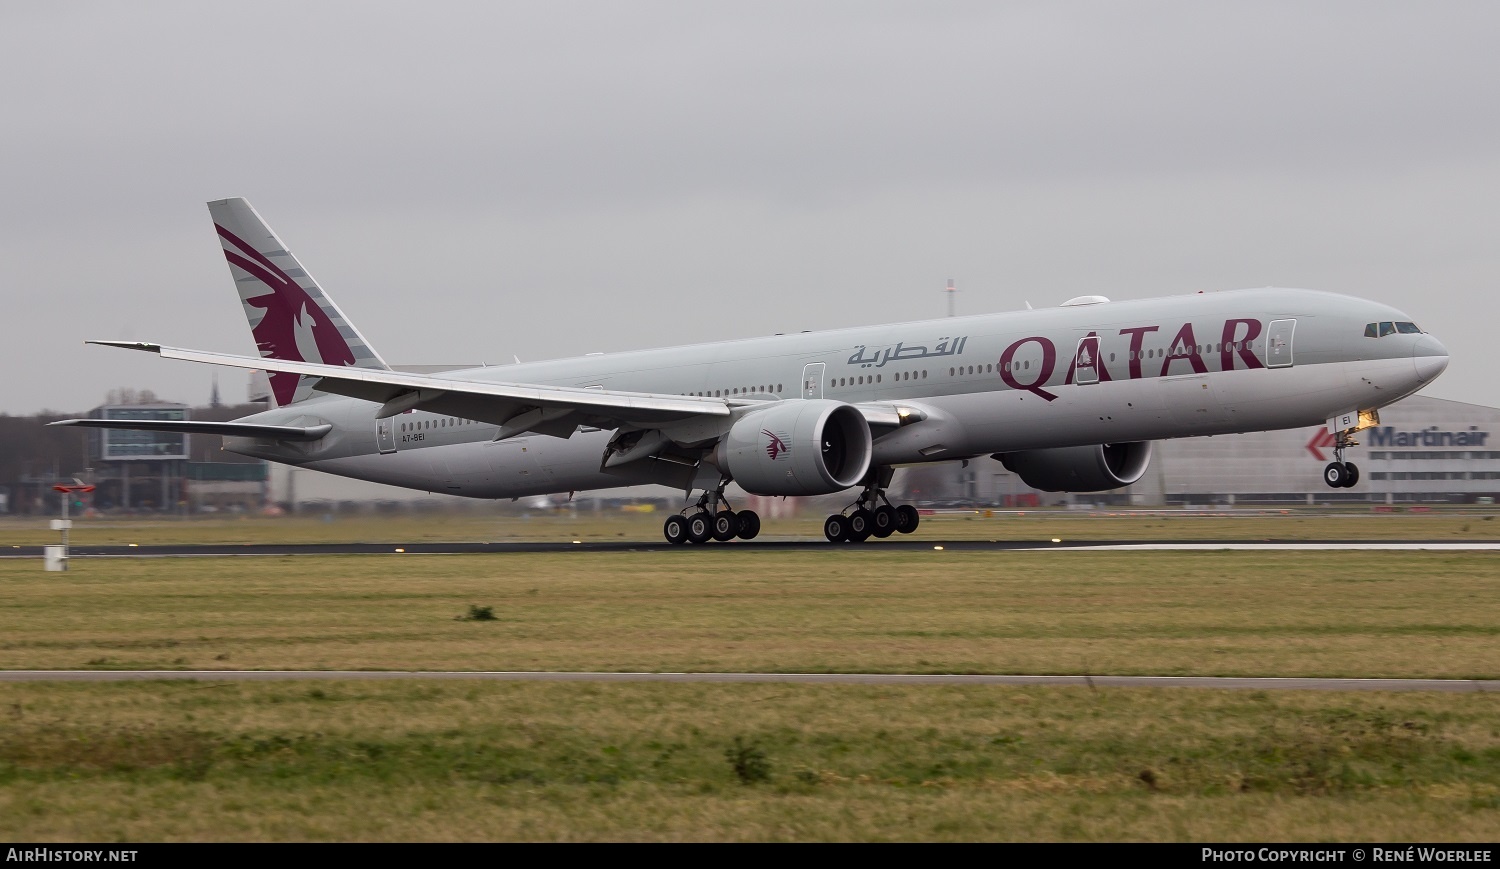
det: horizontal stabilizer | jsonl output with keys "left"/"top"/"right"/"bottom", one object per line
{"left": 48, "top": 418, "right": 333, "bottom": 441}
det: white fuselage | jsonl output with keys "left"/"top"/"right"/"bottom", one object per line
{"left": 227, "top": 287, "right": 1448, "bottom": 499}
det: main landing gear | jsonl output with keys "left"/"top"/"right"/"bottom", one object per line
{"left": 823, "top": 468, "right": 920, "bottom": 543}
{"left": 662, "top": 483, "right": 760, "bottom": 545}
{"left": 1323, "top": 430, "right": 1361, "bottom": 489}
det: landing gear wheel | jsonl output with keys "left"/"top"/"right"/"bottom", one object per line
{"left": 848, "top": 509, "right": 874, "bottom": 543}
{"left": 1341, "top": 462, "right": 1360, "bottom": 488}
{"left": 824, "top": 513, "right": 851, "bottom": 543}
{"left": 686, "top": 511, "right": 714, "bottom": 544}
{"left": 895, "top": 504, "right": 920, "bottom": 534}
{"left": 736, "top": 510, "right": 761, "bottom": 540}
{"left": 1323, "top": 462, "right": 1348, "bottom": 489}
{"left": 663, "top": 515, "right": 689, "bottom": 545}
{"left": 711, "top": 510, "right": 739, "bottom": 542}
{"left": 871, "top": 505, "right": 897, "bottom": 538}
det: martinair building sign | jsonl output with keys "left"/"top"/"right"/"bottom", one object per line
{"left": 1367, "top": 426, "right": 1489, "bottom": 448}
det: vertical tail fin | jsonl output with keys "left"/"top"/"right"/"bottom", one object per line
{"left": 208, "top": 198, "right": 389, "bottom": 406}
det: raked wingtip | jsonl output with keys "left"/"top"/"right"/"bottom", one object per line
{"left": 86, "top": 340, "right": 163, "bottom": 353}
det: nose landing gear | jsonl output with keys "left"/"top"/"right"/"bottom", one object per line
{"left": 1323, "top": 430, "right": 1361, "bottom": 489}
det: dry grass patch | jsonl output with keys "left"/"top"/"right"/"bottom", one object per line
{"left": 0, "top": 681, "right": 1496, "bottom": 841}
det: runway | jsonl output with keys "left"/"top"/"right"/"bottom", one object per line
{"left": 5, "top": 539, "right": 1500, "bottom": 557}
{"left": 0, "top": 670, "right": 1493, "bottom": 691}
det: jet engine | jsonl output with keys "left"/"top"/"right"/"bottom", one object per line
{"left": 995, "top": 442, "right": 1153, "bottom": 492}
{"left": 718, "top": 400, "right": 873, "bottom": 496}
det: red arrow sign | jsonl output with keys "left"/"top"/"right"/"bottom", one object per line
{"left": 1306, "top": 429, "right": 1336, "bottom": 461}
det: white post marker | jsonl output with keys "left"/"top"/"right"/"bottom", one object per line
{"left": 48, "top": 482, "right": 95, "bottom": 572}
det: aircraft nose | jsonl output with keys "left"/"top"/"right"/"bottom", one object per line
{"left": 1412, "top": 334, "right": 1449, "bottom": 383}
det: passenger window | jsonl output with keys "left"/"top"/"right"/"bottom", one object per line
{"left": 1380, "top": 321, "right": 1396, "bottom": 337}
{"left": 1396, "top": 322, "right": 1421, "bottom": 334}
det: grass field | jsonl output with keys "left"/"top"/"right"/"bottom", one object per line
{"left": 2, "top": 528, "right": 1498, "bottom": 840}
{"left": 3, "top": 507, "right": 1499, "bottom": 547}
{"left": 1, "top": 681, "right": 1497, "bottom": 841}
{"left": 0, "top": 550, "right": 1497, "bottom": 677}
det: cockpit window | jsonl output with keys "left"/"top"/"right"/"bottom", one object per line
{"left": 1365, "top": 321, "right": 1423, "bottom": 337}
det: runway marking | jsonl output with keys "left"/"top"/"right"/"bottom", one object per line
{"left": 4, "top": 540, "right": 1500, "bottom": 558}
{"left": 0, "top": 671, "right": 1493, "bottom": 692}
{"left": 1021, "top": 543, "right": 1500, "bottom": 551}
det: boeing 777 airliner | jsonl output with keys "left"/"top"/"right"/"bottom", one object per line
{"left": 54, "top": 199, "right": 1450, "bottom": 543}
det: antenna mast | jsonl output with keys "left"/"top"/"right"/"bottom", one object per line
{"left": 945, "top": 278, "right": 956, "bottom": 318}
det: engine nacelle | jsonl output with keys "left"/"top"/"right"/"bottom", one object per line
{"left": 719, "top": 400, "right": 873, "bottom": 496}
{"left": 996, "top": 442, "right": 1153, "bottom": 492}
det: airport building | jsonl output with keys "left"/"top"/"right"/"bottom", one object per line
{"left": 72, "top": 402, "right": 268, "bottom": 514}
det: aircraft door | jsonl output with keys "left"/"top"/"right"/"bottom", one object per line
{"left": 1267, "top": 319, "right": 1296, "bottom": 369}
{"left": 802, "top": 363, "right": 825, "bottom": 399}
{"left": 376, "top": 416, "right": 396, "bottom": 454}
{"left": 1074, "top": 335, "right": 1101, "bottom": 385}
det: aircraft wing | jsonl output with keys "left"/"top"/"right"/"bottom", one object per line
{"left": 48, "top": 418, "right": 334, "bottom": 441}
{"left": 88, "top": 341, "right": 735, "bottom": 439}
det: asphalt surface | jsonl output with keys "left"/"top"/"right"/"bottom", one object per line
{"left": 0, "top": 670, "right": 1493, "bottom": 691}
{"left": 5, "top": 539, "right": 1500, "bottom": 557}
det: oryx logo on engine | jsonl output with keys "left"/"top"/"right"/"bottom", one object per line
{"left": 762, "top": 429, "right": 789, "bottom": 460}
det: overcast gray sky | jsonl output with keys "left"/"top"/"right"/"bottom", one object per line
{"left": 3, "top": 1, "right": 1496, "bottom": 414}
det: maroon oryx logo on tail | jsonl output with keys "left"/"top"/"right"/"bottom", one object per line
{"left": 216, "top": 223, "right": 356, "bottom": 406}
{"left": 762, "top": 429, "right": 789, "bottom": 460}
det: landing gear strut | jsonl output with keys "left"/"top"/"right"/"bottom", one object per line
{"left": 1323, "top": 430, "right": 1361, "bottom": 489}
{"left": 663, "top": 480, "right": 760, "bottom": 545}
{"left": 824, "top": 467, "right": 920, "bottom": 543}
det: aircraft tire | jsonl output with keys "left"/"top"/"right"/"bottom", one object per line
{"left": 736, "top": 510, "right": 761, "bottom": 540}
{"left": 823, "top": 514, "right": 851, "bottom": 543}
{"left": 686, "top": 511, "right": 714, "bottom": 544}
{"left": 663, "top": 515, "right": 689, "bottom": 545}
{"left": 895, "top": 504, "right": 920, "bottom": 534}
{"left": 711, "top": 510, "right": 739, "bottom": 542}
{"left": 871, "top": 505, "right": 897, "bottom": 538}
{"left": 1342, "top": 462, "right": 1360, "bottom": 488}
{"left": 1323, "top": 462, "right": 1347, "bottom": 488}
{"left": 848, "top": 509, "right": 874, "bottom": 542}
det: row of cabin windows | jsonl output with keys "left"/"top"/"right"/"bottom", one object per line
{"left": 831, "top": 371, "right": 924, "bottom": 387}
{"left": 1364, "top": 321, "right": 1422, "bottom": 338}
{"left": 1128, "top": 340, "right": 1252, "bottom": 360}
{"left": 938, "top": 341, "right": 1256, "bottom": 379}
{"left": 400, "top": 417, "right": 475, "bottom": 433}
{"left": 684, "top": 384, "right": 784, "bottom": 398}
